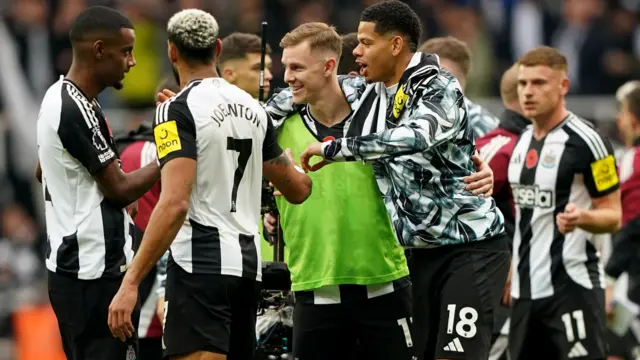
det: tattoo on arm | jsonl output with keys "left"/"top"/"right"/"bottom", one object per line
{"left": 266, "top": 153, "right": 294, "bottom": 188}
{"left": 267, "top": 153, "right": 291, "bottom": 166}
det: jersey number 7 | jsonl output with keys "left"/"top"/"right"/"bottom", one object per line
{"left": 227, "top": 137, "right": 253, "bottom": 212}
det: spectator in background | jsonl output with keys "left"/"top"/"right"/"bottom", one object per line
{"left": 4, "top": 0, "right": 53, "bottom": 99}
{"left": 601, "top": 4, "right": 640, "bottom": 94}
{"left": 338, "top": 32, "right": 359, "bottom": 75}
{"left": 115, "top": 1, "right": 164, "bottom": 109}
{"left": 418, "top": 36, "right": 500, "bottom": 138}
{"left": 552, "top": 0, "right": 616, "bottom": 94}
{"left": 0, "top": 203, "right": 45, "bottom": 360}
{"left": 435, "top": 2, "right": 495, "bottom": 98}
{"left": 219, "top": 32, "right": 273, "bottom": 100}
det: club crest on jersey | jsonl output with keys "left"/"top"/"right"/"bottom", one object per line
{"left": 393, "top": 84, "right": 409, "bottom": 119}
{"left": 591, "top": 154, "right": 619, "bottom": 192}
{"left": 154, "top": 120, "right": 182, "bottom": 159}
{"left": 126, "top": 344, "right": 136, "bottom": 360}
{"left": 541, "top": 151, "right": 557, "bottom": 168}
{"left": 512, "top": 184, "right": 554, "bottom": 209}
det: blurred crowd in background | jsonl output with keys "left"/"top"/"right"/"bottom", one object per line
{"left": 0, "top": 0, "right": 638, "bottom": 358}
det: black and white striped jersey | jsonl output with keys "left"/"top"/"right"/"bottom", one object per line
{"left": 154, "top": 78, "right": 282, "bottom": 281}
{"left": 508, "top": 113, "right": 619, "bottom": 299}
{"left": 37, "top": 77, "right": 135, "bottom": 280}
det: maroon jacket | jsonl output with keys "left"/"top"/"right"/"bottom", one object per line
{"left": 619, "top": 138, "right": 640, "bottom": 225}
{"left": 475, "top": 110, "right": 530, "bottom": 240}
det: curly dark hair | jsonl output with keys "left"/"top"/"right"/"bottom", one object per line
{"left": 360, "top": 0, "right": 422, "bottom": 52}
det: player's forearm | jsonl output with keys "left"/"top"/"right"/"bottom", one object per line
{"left": 117, "top": 162, "right": 161, "bottom": 206}
{"left": 578, "top": 208, "right": 621, "bottom": 234}
{"left": 122, "top": 199, "right": 188, "bottom": 287}
{"left": 322, "top": 125, "right": 429, "bottom": 162}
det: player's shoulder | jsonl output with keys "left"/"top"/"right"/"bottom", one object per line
{"left": 39, "top": 78, "right": 93, "bottom": 130}
{"left": 154, "top": 79, "right": 206, "bottom": 125}
{"left": 419, "top": 69, "right": 463, "bottom": 106}
{"left": 477, "top": 128, "right": 513, "bottom": 147}
{"left": 563, "top": 113, "right": 612, "bottom": 159}
{"left": 337, "top": 74, "right": 367, "bottom": 103}
{"left": 465, "top": 98, "right": 481, "bottom": 114}
{"left": 264, "top": 86, "right": 304, "bottom": 128}
{"left": 477, "top": 129, "right": 516, "bottom": 160}
{"left": 190, "top": 78, "right": 262, "bottom": 110}
{"left": 512, "top": 124, "right": 533, "bottom": 146}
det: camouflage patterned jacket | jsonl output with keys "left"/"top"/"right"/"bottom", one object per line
{"left": 466, "top": 99, "right": 500, "bottom": 139}
{"left": 266, "top": 52, "right": 504, "bottom": 248}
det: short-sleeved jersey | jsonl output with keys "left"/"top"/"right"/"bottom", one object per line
{"left": 37, "top": 77, "right": 134, "bottom": 280}
{"left": 154, "top": 78, "right": 282, "bottom": 281}
{"left": 508, "top": 113, "right": 619, "bottom": 300}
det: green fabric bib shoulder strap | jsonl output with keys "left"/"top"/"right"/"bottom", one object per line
{"left": 275, "top": 113, "right": 409, "bottom": 292}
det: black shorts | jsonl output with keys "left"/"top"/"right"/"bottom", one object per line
{"left": 138, "top": 337, "right": 163, "bottom": 360}
{"left": 292, "top": 283, "right": 414, "bottom": 360}
{"left": 509, "top": 285, "right": 606, "bottom": 360}
{"left": 47, "top": 271, "right": 140, "bottom": 360}
{"left": 606, "top": 327, "right": 639, "bottom": 360}
{"left": 162, "top": 263, "right": 261, "bottom": 359}
{"left": 408, "top": 233, "right": 510, "bottom": 360}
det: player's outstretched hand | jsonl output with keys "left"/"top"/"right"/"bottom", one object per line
{"left": 300, "top": 142, "right": 327, "bottom": 172}
{"left": 464, "top": 154, "right": 494, "bottom": 197}
{"left": 155, "top": 89, "right": 177, "bottom": 106}
{"left": 108, "top": 282, "right": 138, "bottom": 342}
{"left": 556, "top": 202, "right": 581, "bottom": 234}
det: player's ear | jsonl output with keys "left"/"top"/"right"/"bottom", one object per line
{"left": 215, "top": 39, "right": 223, "bottom": 59}
{"left": 391, "top": 35, "right": 403, "bottom": 56}
{"left": 93, "top": 40, "right": 104, "bottom": 60}
{"left": 168, "top": 41, "right": 178, "bottom": 64}
{"left": 324, "top": 58, "right": 337, "bottom": 76}
{"left": 222, "top": 67, "right": 235, "bottom": 82}
{"left": 560, "top": 75, "right": 570, "bottom": 97}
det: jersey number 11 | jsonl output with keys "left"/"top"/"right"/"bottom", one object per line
{"left": 227, "top": 137, "right": 253, "bottom": 212}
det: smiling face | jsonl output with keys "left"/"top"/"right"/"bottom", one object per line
{"left": 352, "top": 21, "right": 398, "bottom": 84}
{"left": 281, "top": 40, "right": 331, "bottom": 104}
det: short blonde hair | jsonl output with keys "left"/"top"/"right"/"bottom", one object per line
{"left": 418, "top": 36, "right": 472, "bottom": 76}
{"left": 280, "top": 22, "right": 342, "bottom": 57}
{"left": 517, "top": 46, "right": 568, "bottom": 73}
